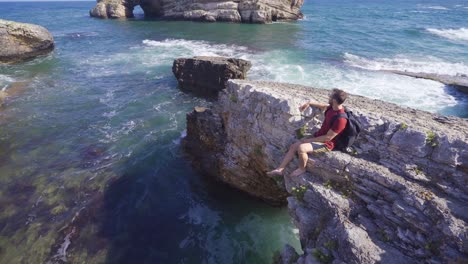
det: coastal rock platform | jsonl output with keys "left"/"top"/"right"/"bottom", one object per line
{"left": 184, "top": 79, "right": 468, "bottom": 263}
{"left": 0, "top": 19, "right": 54, "bottom": 63}
{"left": 90, "top": 0, "right": 304, "bottom": 23}
{"left": 385, "top": 70, "right": 468, "bottom": 94}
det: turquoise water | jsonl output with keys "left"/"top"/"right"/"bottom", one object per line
{"left": 0, "top": 0, "right": 467, "bottom": 263}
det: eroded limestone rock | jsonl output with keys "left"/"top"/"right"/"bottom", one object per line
{"left": 173, "top": 56, "right": 251, "bottom": 97}
{"left": 90, "top": 0, "right": 304, "bottom": 23}
{"left": 185, "top": 80, "right": 468, "bottom": 263}
{"left": 0, "top": 19, "right": 54, "bottom": 63}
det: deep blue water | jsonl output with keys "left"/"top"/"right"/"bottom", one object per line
{"left": 0, "top": 0, "right": 467, "bottom": 263}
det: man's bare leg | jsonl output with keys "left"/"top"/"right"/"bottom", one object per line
{"left": 290, "top": 143, "right": 313, "bottom": 177}
{"left": 266, "top": 142, "right": 301, "bottom": 176}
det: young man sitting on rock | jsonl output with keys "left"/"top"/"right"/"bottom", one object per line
{"left": 267, "top": 89, "right": 348, "bottom": 178}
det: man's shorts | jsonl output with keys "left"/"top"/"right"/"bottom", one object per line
{"left": 310, "top": 143, "right": 330, "bottom": 155}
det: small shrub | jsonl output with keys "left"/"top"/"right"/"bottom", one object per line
{"left": 296, "top": 124, "right": 308, "bottom": 139}
{"left": 426, "top": 131, "right": 438, "bottom": 147}
{"left": 324, "top": 180, "right": 333, "bottom": 189}
{"left": 291, "top": 185, "right": 307, "bottom": 202}
{"left": 414, "top": 167, "right": 422, "bottom": 175}
{"left": 230, "top": 94, "right": 238, "bottom": 103}
{"left": 400, "top": 123, "right": 408, "bottom": 130}
{"left": 324, "top": 240, "right": 338, "bottom": 251}
{"left": 378, "top": 229, "right": 390, "bottom": 242}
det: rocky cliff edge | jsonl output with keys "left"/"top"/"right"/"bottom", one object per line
{"left": 184, "top": 79, "right": 468, "bottom": 263}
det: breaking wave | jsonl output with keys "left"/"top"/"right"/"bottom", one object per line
{"left": 343, "top": 53, "right": 468, "bottom": 75}
{"left": 427, "top": 28, "right": 468, "bottom": 41}
{"left": 422, "top": 5, "right": 449, "bottom": 10}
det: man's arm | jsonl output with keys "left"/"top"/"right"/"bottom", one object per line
{"left": 299, "top": 101, "right": 329, "bottom": 112}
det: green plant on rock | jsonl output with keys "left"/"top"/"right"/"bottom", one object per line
{"left": 414, "top": 167, "right": 422, "bottom": 175}
{"left": 425, "top": 240, "right": 441, "bottom": 256}
{"left": 400, "top": 122, "right": 408, "bottom": 130}
{"left": 377, "top": 229, "right": 390, "bottom": 242}
{"left": 296, "top": 124, "right": 308, "bottom": 139}
{"left": 426, "top": 131, "right": 438, "bottom": 147}
{"left": 291, "top": 185, "right": 307, "bottom": 202}
{"left": 312, "top": 248, "right": 334, "bottom": 264}
{"left": 253, "top": 145, "right": 263, "bottom": 157}
{"left": 324, "top": 240, "right": 338, "bottom": 251}
{"left": 229, "top": 94, "right": 238, "bottom": 103}
{"left": 323, "top": 179, "right": 354, "bottom": 199}
{"left": 324, "top": 180, "right": 333, "bottom": 189}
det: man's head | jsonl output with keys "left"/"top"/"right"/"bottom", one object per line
{"left": 329, "top": 88, "right": 348, "bottom": 106}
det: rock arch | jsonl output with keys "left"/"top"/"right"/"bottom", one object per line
{"left": 90, "top": 0, "right": 304, "bottom": 24}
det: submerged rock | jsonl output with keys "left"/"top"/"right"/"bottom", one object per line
{"left": 385, "top": 70, "right": 468, "bottom": 94}
{"left": 90, "top": 0, "right": 304, "bottom": 23}
{"left": 0, "top": 19, "right": 54, "bottom": 63}
{"left": 173, "top": 56, "right": 251, "bottom": 97}
{"left": 184, "top": 79, "right": 468, "bottom": 263}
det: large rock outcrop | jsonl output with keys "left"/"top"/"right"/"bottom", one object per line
{"left": 90, "top": 0, "right": 304, "bottom": 23}
{"left": 0, "top": 19, "right": 54, "bottom": 63}
{"left": 173, "top": 56, "right": 251, "bottom": 97}
{"left": 184, "top": 80, "right": 468, "bottom": 263}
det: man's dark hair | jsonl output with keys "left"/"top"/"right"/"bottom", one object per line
{"left": 330, "top": 88, "right": 348, "bottom": 105}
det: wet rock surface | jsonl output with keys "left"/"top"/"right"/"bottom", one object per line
{"left": 90, "top": 0, "right": 304, "bottom": 23}
{"left": 185, "top": 80, "right": 468, "bottom": 263}
{"left": 385, "top": 70, "right": 468, "bottom": 94}
{"left": 0, "top": 19, "right": 54, "bottom": 63}
{"left": 173, "top": 56, "right": 251, "bottom": 97}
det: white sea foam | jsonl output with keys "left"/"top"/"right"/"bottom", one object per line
{"left": 343, "top": 53, "right": 468, "bottom": 75}
{"left": 424, "top": 5, "right": 449, "bottom": 10}
{"left": 142, "top": 39, "right": 250, "bottom": 59}
{"left": 427, "top": 28, "right": 468, "bottom": 41}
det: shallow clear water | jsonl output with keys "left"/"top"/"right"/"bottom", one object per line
{"left": 0, "top": 0, "right": 467, "bottom": 263}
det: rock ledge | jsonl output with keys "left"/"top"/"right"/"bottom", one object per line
{"left": 185, "top": 79, "right": 468, "bottom": 263}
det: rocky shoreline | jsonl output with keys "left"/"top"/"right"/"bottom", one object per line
{"left": 384, "top": 70, "right": 468, "bottom": 94}
{"left": 90, "top": 0, "right": 304, "bottom": 23}
{"left": 179, "top": 57, "right": 468, "bottom": 263}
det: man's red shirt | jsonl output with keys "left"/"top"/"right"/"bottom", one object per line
{"left": 313, "top": 106, "right": 347, "bottom": 150}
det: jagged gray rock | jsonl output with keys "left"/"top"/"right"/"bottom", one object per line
{"left": 90, "top": 0, "right": 304, "bottom": 23}
{"left": 173, "top": 56, "right": 251, "bottom": 97}
{"left": 184, "top": 79, "right": 468, "bottom": 263}
{"left": 0, "top": 19, "right": 54, "bottom": 63}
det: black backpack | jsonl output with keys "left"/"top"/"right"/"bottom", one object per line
{"left": 326, "top": 108, "right": 362, "bottom": 153}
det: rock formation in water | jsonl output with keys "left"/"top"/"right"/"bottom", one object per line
{"left": 183, "top": 76, "right": 468, "bottom": 262}
{"left": 173, "top": 56, "right": 251, "bottom": 97}
{"left": 0, "top": 19, "right": 54, "bottom": 63}
{"left": 384, "top": 70, "right": 468, "bottom": 94}
{"left": 90, "top": 0, "right": 304, "bottom": 23}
